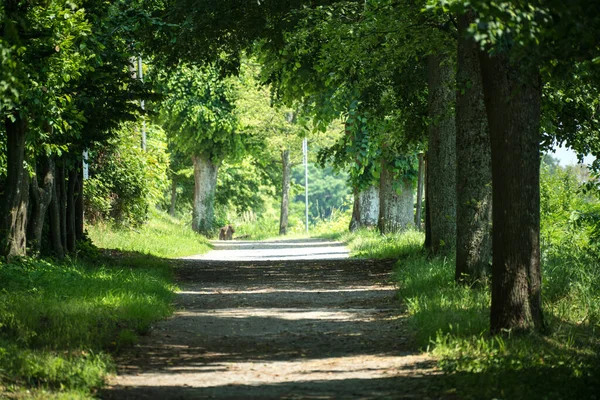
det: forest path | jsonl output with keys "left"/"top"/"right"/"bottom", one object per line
{"left": 101, "top": 238, "right": 443, "bottom": 399}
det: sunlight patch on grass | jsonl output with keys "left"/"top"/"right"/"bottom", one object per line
{"left": 0, "top": 255, "right": 175, "bottom": 398}
{"left": 87, "top": 208, "right": 212, "bottom": 258}
{"left": 340, "top": 228, "right": 424, "bottom": 259}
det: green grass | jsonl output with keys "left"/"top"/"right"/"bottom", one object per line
{"left": 338, "top": 227, "right": 424, "bottom": 258}
{"left": 230, "top": 207, "right": 352, "bottom": 241}
{"left": 0, "top": 254, "right": 175, "bottom": 398}
{"left": 342, "top": 229, "right": 600, "bottom": 400}
{"left": 87, "top": 208, "right": 212, "bottom": 258}
{"left": 0, "top": 210, "right": 210, "bottom": 398}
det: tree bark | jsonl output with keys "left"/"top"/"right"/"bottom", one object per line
{"left": 48, "top": 158, "right": 65, "bottom": 260}
{"left": 479, "top": 49, "right": 544, "bottom": 333}
{"left": 56, "top": 161, "right": 68, "bottom": 251}
{"left": 455, "top": 12, "right": 493, "bottom": 284}
{"left": 415, "top": 153, "right": 424, "bottom": 230}
{"left": 279, "top": 149, "right": 291, "bottom": 235}
{"left": 75, "top": 167, "right": 84, "bottom": 241}
{"left": 192, "top": 154, "right": 219, "bottom": 235}
{"left": 27, "top": 155, "right": 55, "bottom": 254}
{"left": 1, "top": 115, "right": 30, "bottom": 258}
{"left": 349, "top": 184, "right": 379, "bottom": 231}
{"left": 169, "top": 179, "right": 177, "bottom": 217}
{"left": 426, "top": 54, "right": 457, "bottom": 254}
{"left": 349, "top": 189, "right": 361, "bottom": 231}
{"left": 378, "top": 158, "right": 414, "bottom": 234}
{"left": 424, "top": 154, "right": 432, "bottom": 249}
{"left": 66, "top": 166, "right": 78, "bottom": 253}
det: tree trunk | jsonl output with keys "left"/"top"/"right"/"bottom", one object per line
{"left": 66, "top": 166, "right": 78, "bottom": 252}
{"left": 56, "top": 161, "right": 68, "bottom": 251}
{"left": 455, "top": 12, "right": 493, "bottom": 284}
{"left": 169, "top": 179, "right": 177, "bottom": 217}
{"left": 426, "top": 54, "right": 457, "bottom": 254}
{"left": 192, "top": 154, "right": 219, "bottom": 235}
{"left": 75, "top": 167, "right": 84, "bottom": 241}
{"left": 48, "top": 158, "right": 65, "bottom": 260}
{"left": 349, "top": 185, "right": 379, "bottom": 231}
{"left": 1, "top": 116, "right": 30, "bottom": 258}
{"left": 349, "top": 188, "right": 361, "bottom": 231}
{"left": 378, "top": 158, "right": 414, "bottom": 234}
{"left": 27, "top": 155, "right": 55, "bottom": 254}
{"left": 424, "top": 154, "right": 432, "bottom": 248}
{"left": 479, "top": 49, "right": 543, "bottom": 333}
{"left": 415, "top": 153, "right": 424, "bottom": 230}
{"left": 279, "top": 149, "right": 291, "bottom": 235}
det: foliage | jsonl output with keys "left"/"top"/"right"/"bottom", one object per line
{"left": 155, "top": 64, "right": 242, "bottom": 162}
{"left": 341, "top": 161, "right": 600, "bottom": 400}
{"left": 87, "top": 208, "right": 212, "bottom": 259}
{"left": 84, "top": 123, "right": 169, "bottom": 226}
{"left": 0, "top": 253, "right": 175, "bottom": 397}
{"left": 291, "top": 164, "right": 351, "bottom": 223}
{"left": 216, "top": 156, "right": 277, "bottom": 217}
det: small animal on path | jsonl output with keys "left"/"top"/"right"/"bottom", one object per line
{"left": 219, "top": 225, "right": 235, "bottom": 240}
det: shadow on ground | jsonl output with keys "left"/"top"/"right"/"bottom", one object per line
{"left": 100, "top": 242, "right": 447, "bottom": 399}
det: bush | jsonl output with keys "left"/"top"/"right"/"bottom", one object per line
{"left": 84, "top": 123, "right": 169, "bottom": 226}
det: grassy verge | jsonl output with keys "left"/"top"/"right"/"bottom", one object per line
{"left": 343, "top": 229, "right": 600, "bottom": 399}
{"left": 87, "top": 208, "right": 212, "bottom": 257}
{"left": 0, "top": 254, "right": 174, "bottom": 399}
{"left": 1, "top": 210, "right": 210, "bottom": 398}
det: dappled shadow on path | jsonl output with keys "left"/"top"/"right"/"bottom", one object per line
{"left": 100, "top": 248, "right": 445, "bottom": 399}
{"left": 102, "top": 373, "right": 445, "bottom": 399}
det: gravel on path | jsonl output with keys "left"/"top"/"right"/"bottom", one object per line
{"left": 100, "top": 239, "right": 445, "bottom": 399}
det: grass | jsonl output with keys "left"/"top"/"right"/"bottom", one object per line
{"left": 337, "top": 227, "right": 424, "bottom": 258}
{"left": 1, "top": 209, "right": 209, "bottom": 398}
{"left": 87, "top": 208, "right": 212, "bottom": 258}
{"left": 0, "top": 254, "right": 175, "bottom": 399}
{"left": 341, "top": 228, "right": 600, "bottom": 400}
{"left": 230, "top": 207, "right": 353, "bottom": 241}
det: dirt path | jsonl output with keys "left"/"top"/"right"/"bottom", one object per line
{"left": 100, "top": 239, "right": 443, "bottom": 399}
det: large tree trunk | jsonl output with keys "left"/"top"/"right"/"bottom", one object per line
{"left": 279, "top": 149, "right": 291, "bottom": 235}
{"left": 479, "top": 49, "right": 543, "bottom": 333}
{"left": 66, "top": 166, "right": 78, "bottom": 252}
{"left": 27, "top": 155, "right": 55, "bottom": 254}
{"left": 48, "top": 158, "right": 65, "bottom": 260}
{"left": 414, "top": 153, "right": 425, "bottom": 230}
{"left": 378, "top": 158, "right": 414, "bottom": 234}
{"left": 349, "top": 184, "right": 379, "bottom": 231}
{"left": 426, "top": 54, "right": 457, "bottom": 254}
{"left": 192, "top": 154, "right": 219, "bottom": 235}
{"left": 1, "top": 116, "right": 30, "bottom": 258}
{"left": 455, "top": 12, "right": 493, "bottom": 284}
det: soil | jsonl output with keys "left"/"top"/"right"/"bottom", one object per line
{"left": 100, "top": 239, "right": 447, "bottom": 399}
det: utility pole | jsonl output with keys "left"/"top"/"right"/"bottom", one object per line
{"left": 303, "top": 137, "right": 309, "bottom": 234}
{"left": 138, "top": 56, "right": 146, "bottom": 151}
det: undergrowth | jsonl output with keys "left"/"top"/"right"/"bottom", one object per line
{"left": 0, "top": 210, "right": 208, "bottom": 398}
{"left": 0, "top": 254, "right": 175, "bottom": 398}
{"left": 343, "top": 227, "right": 600, "bottom": 399}
{"left": 341, "top": 165, "right": 600, "bottom": 399}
